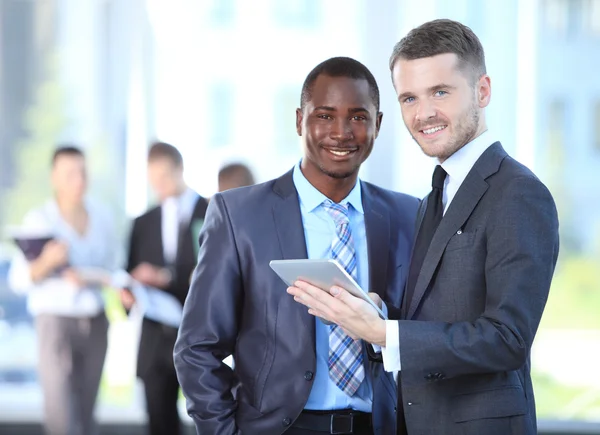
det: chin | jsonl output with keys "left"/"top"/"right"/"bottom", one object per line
{"left": 319, "top": 164, "right": 359, "bottom": 180}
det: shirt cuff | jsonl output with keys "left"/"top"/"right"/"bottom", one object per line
{"left": 371, "top": 301, "right": 389, "bottom": 353}
{"left": 381, "top": 320, "right": 401, "bottom": 372}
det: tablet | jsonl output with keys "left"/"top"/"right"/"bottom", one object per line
{"left": 269, "top": 259, "right": 387, "bottom": 320}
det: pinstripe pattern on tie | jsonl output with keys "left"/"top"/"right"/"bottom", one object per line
{"left": 322, "top": 199, "right": 365, "bottom": 396}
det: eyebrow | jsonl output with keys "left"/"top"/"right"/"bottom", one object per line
{"left": 397, "top": 83, "right": 457, "bottom": 101}
{"left": 313, "top": 106, "right": 370, "bottom": 113}
{"left": 313, "top": 106, "right": 336, "bottom": 111}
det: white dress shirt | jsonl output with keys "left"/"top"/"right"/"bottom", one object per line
{"left": 8, "top": 198, "right": 120, "bottom": 318}
{"left": 161, "top": 187, "right": 199, "bottom": 264}
{"left": 381, "top": 130, "right": 495, "bottom": 373}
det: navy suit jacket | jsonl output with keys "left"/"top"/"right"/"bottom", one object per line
{"left": 174, "top": 169, "right": 419, "bottom": 435}
{"left": 387, "top": 144, "right": 559, "bottom": 435}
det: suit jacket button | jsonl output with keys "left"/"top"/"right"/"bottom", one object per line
{"left": 282, "top": 417, "right": 292, "bottom": 426}
{"left": 435, "top": 372, "right": 445, "bottom": 379}
{"left": 304, "top": 371, "right": 314, "bottom": 381}
{"left": 424, "top": 373, "right": 434, "bottom": 381}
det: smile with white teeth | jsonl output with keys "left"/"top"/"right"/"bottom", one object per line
{"left": 422, "top": 125, "right": 447, "bottom": 135}
{"left": 326, "top": 149, "right": 356, "bottom": 156}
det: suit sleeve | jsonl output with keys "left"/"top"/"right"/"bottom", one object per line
{"left": 173, "top": 193, "right": 242, "bottom": 435}
{"left": 396, "top": 176, "right": 559, "bottom": 380}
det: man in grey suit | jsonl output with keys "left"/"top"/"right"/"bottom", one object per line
{"left": 174, "top": 57, "right": 419, "bottom": 434}
{"left": 288, "top": 20, "right": 560, "bottom": 435}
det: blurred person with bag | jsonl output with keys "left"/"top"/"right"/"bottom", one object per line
{"left": 8, "top": 145, "right": 124, "bottom": 435}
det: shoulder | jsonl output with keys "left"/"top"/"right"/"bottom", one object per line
{"left": 493, "top": 156, "right": 554, "bottom": 199}
{"left": 132, "top": 204, "right": 161, "bottom": 225}
{"left": 21, "top": 201, "right": 56, "bottom": 229}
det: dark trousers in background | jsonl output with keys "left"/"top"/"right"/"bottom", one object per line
{"left": 139, "top": 319, "right": 181, "bottom": 435}
{"left": 35, "top": 313, "right": 108, "bottom": 435}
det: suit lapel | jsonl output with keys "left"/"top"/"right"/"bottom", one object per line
{"left": 271, "top": 170, "right": 313, "bottom": 334}
{"left": 361, "top": 183, "right": 389, "bottom": 299}
{"left": 406, "top": 142, "right": 506, "bottom": 319}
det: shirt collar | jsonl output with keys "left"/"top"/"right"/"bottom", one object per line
{"left": 441, "top": 130, "right": 495, "bottom": 181}
{"left": 292, "top": 160, "right": 364, "bottom": 214}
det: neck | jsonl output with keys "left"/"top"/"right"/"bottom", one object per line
{"left": 162, "top": 183, "right": 188, "bottom": 202}
{"left": 175, "top": 183, "right": 188, "bottom": 197}
{"left": 438, "top": 121, "right": 488, "bottom": 164}
{"left": 55, "top": 196, "right": 85, "bottom": 217}
{"left": 300, "top": 163, "right": 358, "bottom": 204}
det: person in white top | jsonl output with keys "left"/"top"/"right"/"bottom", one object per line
{"left": 287, "top": 19, "right": 559, "bottom": 435}
{"left": 8, "top": 145, "right": 124, "bottom": 435}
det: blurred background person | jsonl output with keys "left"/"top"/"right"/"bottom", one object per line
{"left": 7, "top": 145, "right": 120, "bottom": 435}
{"left": 217, "top": 162, "right": 256, "bottom": 192}
{"left": 122, "top": 142, "right": 208, "bottom": 435}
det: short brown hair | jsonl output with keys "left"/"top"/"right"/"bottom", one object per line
{"left": 389, "top": 19, "right": 486, "bottom": 83}
{"left": 148, "top": 141, "right": 183, "bottom": 166}
{"left": 52, "top": 145, "right": 84, "bottom": 166}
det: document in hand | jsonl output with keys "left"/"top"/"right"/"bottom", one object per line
{"left": 111, "top": 269, "right": 183, "bottom": 328}
{"left": 134, "top": 285, "right": 183, "bottom": 328}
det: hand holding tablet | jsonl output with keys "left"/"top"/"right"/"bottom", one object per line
{"left": 269, "top": 259, "right": 387, "bottom": 320}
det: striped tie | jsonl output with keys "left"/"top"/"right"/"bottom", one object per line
{"left": 322, "top": 199, "right": 365, "bottom": 396}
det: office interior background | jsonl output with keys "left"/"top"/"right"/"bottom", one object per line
{"left": 0, "top": 0, "right": 599, "bottom": 433}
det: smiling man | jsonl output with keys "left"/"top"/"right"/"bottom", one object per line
{"left": 174, "top": 57, "right": 419, "bottom": 435}
{"left": 288, "top": 19, "right": 560, "bottom": 435}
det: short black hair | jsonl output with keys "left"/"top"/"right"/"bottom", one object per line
{"left": 300, "top": 57, "right": 380, "bottom": 111}
{"left": 148, "top": 141, "right": 183, "bottom": 167}
{"left": 52, "top": 145, "right": 84, "bottom": 166}
{"left": 389, "top": 19, "right": 486, "bottom": 84}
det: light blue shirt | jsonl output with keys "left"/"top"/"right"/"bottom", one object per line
{"left": 292, "top": 162, "right": 373, "bottom": 412}
{"left": 8, "top": 198, "right": 120, "bottom": 318}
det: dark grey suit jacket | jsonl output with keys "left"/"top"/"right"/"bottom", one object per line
{"left": 387, "top": 143, "right": 559, "bottom": 435}
{"left": 174, "top": 169, "right": 419, "bottom": 435}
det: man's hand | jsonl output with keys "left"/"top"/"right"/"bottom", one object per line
{"left": 119, "top": 288, "right": 136, "bottom": 310}
{"left": 368, "top": 292, "right": 383, "bottom": 310}
{"left": 287, "top": 281, "right": 386, "bottom": 347}
{"left": 61, "top": 268, "right": 85, "bottom": 288}
{"left": 131, "top": 262, "right": 171, "bottom": 288}
{"left": 39, "top": 240, "right": 69, "bottom": 270}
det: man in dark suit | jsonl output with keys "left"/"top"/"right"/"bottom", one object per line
{"left": 174, "top": 57, "right": 419, "bottom": 435}
{"left": 123, "top": 142, "right": 208, "bottom": 435}
{"left": 288, "top": 20, "right": 560, "bottom": 435}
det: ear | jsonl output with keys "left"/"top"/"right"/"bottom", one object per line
{"left": 374, "top": 112, "right": 383, "bottom": 138}
{"left": 477, "top": 75, "right": 491, "bottom": 108}
{"left": 296, "top": 108, "right": 303, "bottom": 136}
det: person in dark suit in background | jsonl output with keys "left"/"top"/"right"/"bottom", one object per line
{"left": 174, "top": 57, "right": 420, "bottom": 435}
{"left": 288, "top": 19, "right": 559, "bottom": 435}
{"left": 218, "top": 162, "right": 255, "bottom": 192}
{"left": 122, "top": 142, "right": 208, "bottom": 435}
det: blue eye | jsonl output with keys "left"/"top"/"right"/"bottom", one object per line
{"left": 403, "top": 97, "right": 415, "bottom": 104}
{"left": 434, "top": 90, "right": 448, "bottom": 97}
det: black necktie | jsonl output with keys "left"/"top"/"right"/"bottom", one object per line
{"left": 404, "top": 165, "right": 447, "bottom": 311}
{"left": 396, "top": 165, "right": 446, "bottom": 435}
